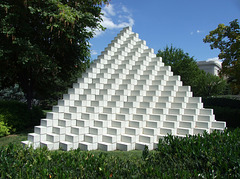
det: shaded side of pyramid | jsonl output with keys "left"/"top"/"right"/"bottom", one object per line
{"left": 22, "top": 27, "right": 226, "bottom": 151}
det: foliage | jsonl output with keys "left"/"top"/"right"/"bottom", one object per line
{"left": 1, "top": 129, "right": 240, "bottom": 178}
{"left": 157, "top": 45, "right": 227, "bottom": 97}
{"left": 0, "top": 120, "right": 10, "bottom": 137}
{"left": 203, "top": 97, "right": 240, "bottom": 128}
{"left": 0, "top": 84, "right": 25, "bottom": 101}
{"left": 0, "top": 0, "right": 109, "bottom": 108}
{"left": 0, "top": 100, "right": 44, "bottom": 133}
{"left": 203, "top": 19, "right": 240, "bottom": 94}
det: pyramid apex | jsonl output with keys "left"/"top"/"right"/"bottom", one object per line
{"left": 121, "top": 26, "right": 132, "bottom": 32}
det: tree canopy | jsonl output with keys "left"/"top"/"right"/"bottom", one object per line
{"left": 0, "top": 0, "right": 110, "bottom": 108}
{"left": 203, "top": 19, "right": 240, "bottom": 94}
{"left": 157, "top": 45, "right": 227, "bottom": 97}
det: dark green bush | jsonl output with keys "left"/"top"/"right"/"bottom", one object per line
{"left": 0, "top": 100, "right": 44, "bottom": 133}
{"left": 203, "top": 97, "right": 240, "bottom": 109}
{"left": 1, "top": 129, "right": 240, "bottom": 178}
{"left": 203, "top": 97, "right": 240, "bottom": 128}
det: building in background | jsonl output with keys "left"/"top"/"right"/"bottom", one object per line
{"left": 197, "top": 60, "right": 222, "bottom": 76}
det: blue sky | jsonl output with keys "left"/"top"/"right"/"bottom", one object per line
{"left": 90, "top": 0, "right": 240, "bottom": 62}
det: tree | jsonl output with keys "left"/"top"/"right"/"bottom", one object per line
{"left": 157, "top": 45, "right": 227, "bottom": 97}
{"left": 203, "top": 19, "right": 240, "bottom": 94}
{"left": 0, "top": 0, "right": 109, "bottom": 109}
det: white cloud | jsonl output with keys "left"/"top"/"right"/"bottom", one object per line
{"left": 91, "top": 50, "right": 98, "bottom": 55}
{"left": 197, "top": 30, "right": 200, "bottom": 33}
{"left": 102, "top": 4, "right": 115, "bottom": 16}
{"left": 94, "top": 4, "right": 134, "bottom": 37}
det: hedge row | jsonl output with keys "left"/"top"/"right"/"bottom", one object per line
{"left": 0, "top": 100, "right": 44, "bottom": 136}
{"left": 1, "top": 129, "right": 240, "bottom": 178}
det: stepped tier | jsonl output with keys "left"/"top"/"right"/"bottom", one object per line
{"left": 22, "top": 27, "right": 226, "bottom": 151}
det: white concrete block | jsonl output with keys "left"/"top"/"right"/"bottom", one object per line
{"left": 79, "top": 142, "right": 98, "bottom": 151}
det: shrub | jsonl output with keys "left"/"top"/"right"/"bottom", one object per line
{"left": 0, "top": 100, "right": 44, "bottom": 133}
{"left": 0, "top": 129, "right": 240, "bottom": 178}
{"left": 0, "top": 120, "right": 10, "bottom": 137}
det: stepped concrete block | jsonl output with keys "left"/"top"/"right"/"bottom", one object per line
{"left": 125, "top": 127, "right": 141, "bottom": 135}
{"left": 102, "top": 134, "right": 117, "bottom": 143}
{"left": 168, "top": 108, "right": 184, "bottom": 115}
{"left": 135, "top": 142, "right": 154, "bottom": 150}
{"left": 58, "top": 119, "right": 74, "bottom": 127}
{"left": 211, "top": 121, "right": 226, "bottom": 129}
{"left": 143, "top": 96, "right": 158, "bottom": 102}
{"left": 65, "top": 133, "right": 79, "bottom": 143}
{"left": 40, "top": 141, "right": 56, "bottom": 150}
{"left": 52, "top": 106, "right": 65, "bottom": 113}
{"left": 166, "top": 115, "right": 181, "bottom": 122}
{"left": 152, "top": 79, "right": 166, "bottom": 86}
{"left": 98, "top": 142, "right": 117, "bottom": 151}
{"left": 196, "top": 121, "right": 210, "bottom": 129}
{"left": 177, "top": 128, "right": 192, "bottom": 136}
{"left": 149, "top": 85, "right": 164, "bottom": 91}
{"left": 60, "top": 141, "right": 78, "bottom": 151}
{"left": 164, "top": 85, "right": 178, "bottom": 91}
{"left": 146, "top": 121, "right": 161, "bottom": 128}
{"left": 159, "top": 128, "right": 175, "bottom": 135}
{"left": 182, "top": 115, "right": 197, "bottom": 122}
{"left": 79, "top": 142, "right": 98, "bottom": 151}
{"left": 193, "top": 128, "right": 209, "bottom": 135}
{"left": 139, "top": 134, "right": 155, "bottom": 143}
{"left": 126, "top": 74, "right": 140, "bottom": 80}
{"left": 152, "top": 108, "right": 167, "bottom": 115}
{"left": 111, "top": 120, "right": 127, "bottom": 128}
{"left": 200, "top": 109, "right": 213, "bottom": 115}
{"left": 117, "top": 142, "right": 135, "bottom": 151}
{"left": 41, "top": 119, "right": 53, "bottom": 127}
{"left": 107, "top": 127, "right": 122, "bottom": 135}
{"left": 184, "top": 109, "right": 199, "bottom": 115}
{"left": 163, "top": 121, "right": 177, "bottom": 128}
{"left": 84, "top": 134, "right": 101, "bottom": 143}
{"left": 78, "top": 78, "right": 92, "bottom": 84}
{"left": 76, "top": 119, "right": 94, "bottom": 127}
{"left": 188, "top": 97, "right": 202, "bottom": 103}
{"left": 28, "top": 133, "right": 40, "bottom": 143}
{"left": 121, "top": 134, "right": 136, "bottom": 143}
{"left": 131, "top": 90, "right": 146, "bottom": 96}
{"left": 130, "top": 69, "right": 143, "bottom": 75}
{"left": 143, "top": 127, "right": 159, "bottom": 136}
{"left": 176, "top": 91, "right": 193, "bottom": 97}
{"left": 40, "top": 134, "right": 46, "bottom": 141}
{"left": 23, "top": 27, "right": 226, "bottom": 151}
{"left": 53, "top": 126, "right": 66, "bottom": 135}
{"left": 186, "top": 103, "right": 203, "bottom": 109}
{"left": 89, "top": 127, "right": 106, "bottom": 135}
{"left": 94, "top": 120, "right": 110, "bottom": 128}
{"left": 174, "top": 97, "right": 188, "bottom": 103}
{"left": 171, "top": 102, "right": 187, "bottom": 109}
{"left": 198, "top": 115, "right": 213, "bottom": 122}
{"left": 149, "top": 114, "right": 165, "bottom": 121}
{"left": 46, "top": 133, "right": 60, "bottom": 143}
{"left": 146, "top": 90, "right": 161, "bottom": 96}
{"left": 155, "top": 102, "right": 171, "bottom": 108}
{"left": 166, "top": 80, "right": 183, "bottom": 86}
{"left": 140, "top": 101, "right": 155, "bottom": 108}
{"left": 144, "top": 69, "right": 158, "bottom": 75}
{"left": 179, "top": 121, "right": 193, "bottom": 128}
{"left": 133, "top": 114, "right": 149, "bottom": 122}
{"left": 71, "top": 126, "right": 88, "bottom": 135}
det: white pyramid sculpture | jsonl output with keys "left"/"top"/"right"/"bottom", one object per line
{"left": 22, "top": 27, "right": 226, "bottom": 151}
